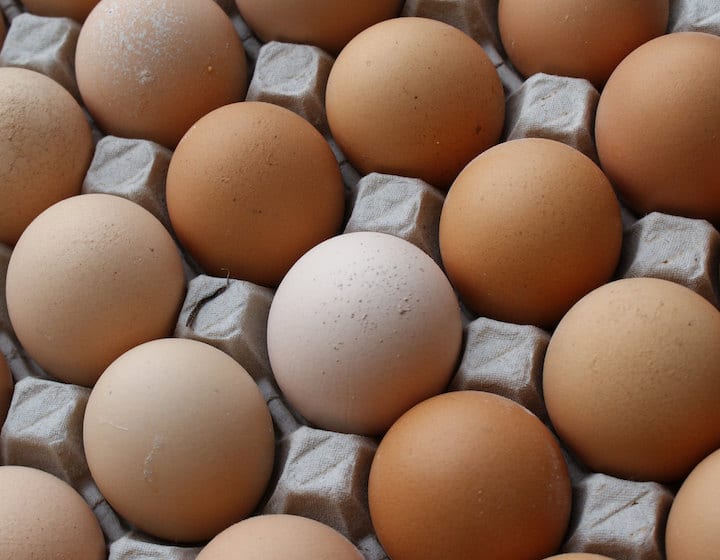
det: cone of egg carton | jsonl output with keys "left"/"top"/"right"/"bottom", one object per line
{"left": 1, "top": 1, "right": 720, "bottom": 559}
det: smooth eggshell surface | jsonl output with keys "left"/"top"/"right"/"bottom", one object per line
{"left": 369, "top": 391, "right": 572, "bottom": 560}
{"left": 326, "top": 16, "right": 505, "bottom": 189}
{"left": 197, "top": 514, "right": 363, "bottom": 560}
{"left": 666, "top": 448, "right": 720, "bottom": 560}
{"left": 234, "top": 0, "right": 403, "bottom": 55}
{"left": 22, "top": 0, "right": 99, "bottom": 21}
{"left": 0, "top": 67, "right": 93, "bottom": 246}
{"left": 0, "top": 466, "right": 105, "bottom": 560}
{"left": 6, "top": 193, "right": 185, "bottom": 387}
{"left": 596, "top": 32, "right": 720, "bottom": 222}
{"left": 0, "top": 353, "right": 12, "bottom": 428}
{"left": 167, "top": 101, "right": 344, "bottom": 287}
{"left": 75, "top": 0, "right": 247, "bottom": 148}
{"left": 544, "top": 278, "right": 720, "bottom": 482}
{"left": 439, "top": 138, "right": 622, "bottom": 328}
{"left": 267, "top": 231, "right": 462, "bottom": 436}
{"left": 83, "top": 338, "right": 275, "bottom": 543}
{"left": 499, "top": 0, "right": 668, "bottom": 87}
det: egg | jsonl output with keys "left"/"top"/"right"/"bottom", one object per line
{"left": 83, "top": 338, "right": 275, "bottom": 542}
{"left": 0, "top": 15, "right": 6, "bottom": 46}
{"left": 197, "top": 514, "right": 363, "bottom": 559}
{"left": 325, "top": 16, "right": 505, "bottom": 189}
{"left": 0, "top": 466, "right": 105, "bottom": 559}
{"left": 0, "top": 353, "right": 12, "bottom": 428}
{"left": 6, "top": 193, "right": 185, "bottom": 387}
{"left": 498, "top": 0, "right": 669, "bottom": 87}
{"left": 166, "top": 101, "right": 344, "bottom": 287}
{"left": 75, "top": 0, "right": 247, "bottom": 148}
{"left": 595, "top": 32, "right": 720, "bottom": 222}
{"left": 267, "top": 231, "right": 462, "bottom": 436}
{"left": 439, "top": 138, "right": 622, "bottom": 327}
{"left": 543, "top": 278, "right": 720, "bottom": 482}
{"left": 0, "top": 67, "right": 93, "bottom": 246}
{"left": 22, "top": 0, "right": 99, "bottom": 21}
{"left": 369, "top": 391, "right": 572, "bottom": 560}
{"left": 665, "top": 447, "right": 720, "bottom": 560}
{"left": 234, "top": 0, "right": 403, "bottom": 55}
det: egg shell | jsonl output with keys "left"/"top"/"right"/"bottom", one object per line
{"left": 0, "top": 353, "right": 12, "bottom": 428}
{"left": 83, "top": 338, "right": 275, "bottom": 543}
{"left": 543, "top": 277, "right": 720, "bottom": 482}
{"left": 267, "top": 231, "right": 462, "bottom": 436}
{"left": 369, "top": 391, "right": 572, "bottom": 560}
{"left": 326, "top": 16, "right": 505, "bottom": 189}
{"left": 75, "top": 0, "right": 247, "bottom": 148}
{"left": 0, "top": 67, "right": 93, "bottom": 246}
{"left": 22, "top": 0, "right": 99, "bottom": 21}
{"left": 166, "top": 101, "right": 344, "bottom": 287}
{"left": 439, "top": 137, "right": 622, "bottom": 328}
{"left": 498, "top": 0, "right": 669, "bottom": 87}
{"left": 6, "top": 193, "right": 185, "bottom": 387}
{"left": 233, "top": 0, "right": 403, "bottom": 55}
{"left": 197, "top": 514, "right": 363, "bottom": 559}
{"left": 665, "top": 447, "right": 720, "bottom": 559}
{"left": 596, "top": 32, "right": 720, "bottom": 222}
{"left": 0, "top": 466, "right": 105, "bottom": 560}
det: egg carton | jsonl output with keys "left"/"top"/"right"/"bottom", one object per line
{"left": 1, "top": 1, "right": 720, "bottom": 559}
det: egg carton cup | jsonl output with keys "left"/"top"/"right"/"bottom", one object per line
{"left": 1, "top": 1, "right": 720, "bottom": 559}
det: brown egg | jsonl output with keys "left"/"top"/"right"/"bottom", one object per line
{"left": 326, "top": 16, "right": 505, "bottom": 189}
{"left": 0, "top": 15, "right": 6, "bottom": 46}
{"left": 499, "top": 0, "right": 668, "bottom": 87}
{"left": 544, "top": 278, "right": 720, "bottom": 482}
{"left": 75, "top": 0, "right": 247, "bottom": 148}
{"left": 0, "top": 466, "right": 105, "bottom": 560}
{"left": 234, "top": 0, "right": 403, "bottom": 55}
{"left": 83, "top": 338, "right": 275, "bottom": 543}
{"left": 197, "top": 514, "right": 363, "bottom": 559}
{"left": 22, "top": 0, "right": 99, "bottom": 21}
{"left": 267, "top": 232, "right": 462, "bottom": 436}
{"left": 369, "top": 391, "right": 572, "bottom": 560}
{"left": 6, "top": 194, "right": 185, "bottom": 387}
{"left": 0, "top": 68, "right": 93, "bottom": 246}
{"left": 596, "top": 32, "right": 720, "bottom": 222}
{"left": 439, "top": 138, "right": 622, "bottom": 327}
{"left": 167, "top": 101, "right": 344, "bottom": 287}
{"left": 0, "top": 353, "right": 12, "bottom": 428}
{"left": 666, "top": 447, "right": 720, "bottom": 560}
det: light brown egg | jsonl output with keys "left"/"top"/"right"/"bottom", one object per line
{"left": 75, "top": 0, "right": 247, "bottom": 148}
{"left": 166, "top": 101, "right": 344, "bottom": 287}
{"left": 0, "top": 466, "right": 105, "bottom": 560}
{"left": 544, "top": 278, "right": 720, "bottom": 482}
{"left": 234, "top": 0, "right": 403, "bottom": 55}
{"left": 0, "top": 353, "right": 12, "bottom": 428}
{"left": 326, "top": 16, "right": 505, "bottom": 189}
{"left": 0, "top": 68, "right": 93, "bottom": 246}
{"left": 22, "top": 0, "right": 99, "bottom": 21}
{"left": 666, "top": 447, "right": 720, "bottom": 560}
{"left": 596, "top": 32, "right": 720, "bottom": 222}
{"left": 499, "top": 0, "right": 668, "bottom": 88}
{"left": 5, "top": 194, "right": 185, "bottom": 387}
{"left": 197, "top": 514, "right": 363, "bottom": 559}
{"left": 369, "top": 391, "right": 572, "bottom": 560}
{"left": 83, "top": 338, "right": 275, "bottom": 543}
{"left": 439, "top": 138, "right": 622, "bottom": 328}
{"left": 267, "top": 231, "right": 462, "bottom": 436}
